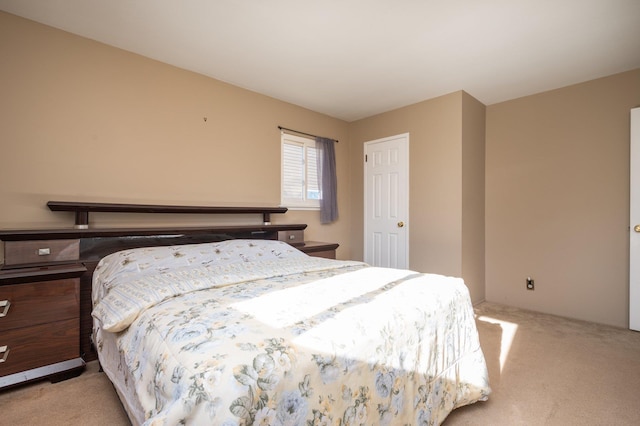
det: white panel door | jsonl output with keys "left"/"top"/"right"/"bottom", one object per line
{"left": 364, "top": 134, "right": 409, "bottom": 268}
{"left": 630, "top": 107, "right": 640, "bottom": 331}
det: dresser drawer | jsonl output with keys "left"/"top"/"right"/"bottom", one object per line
{"left": 3, "top": 239, "right": 80, "bottom": 266}
{"left": 0, "top": 319, "right": 79, "bottom": 377}
{"left": 0, "top": 279, "right": 79, "bottom": 331}
{"left": 278, "top": 230, "right": 304, "bottom": 245}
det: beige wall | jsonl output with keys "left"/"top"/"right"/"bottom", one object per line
{"left": 4, "top": 12, "right": 640, "bottom": 327}
{"left": 461, "top": 92, "right": 486, "bottom": 304}
{"left": 486, "top": 69, "right": 640, "bottom": 328}
{"left": 349, "top": 91, "right": 486, "bottom": 303}
{"left": 0, "top": 12, "right": 353, "bottom": 259}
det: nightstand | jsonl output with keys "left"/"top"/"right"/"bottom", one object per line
{"left": 0, "top": 263, "right": 86, "bottom": 389}
{"left": 278, "top": 230, "right": 338, "bottom": 259}
{"left": 298, "top": 241, "right": 339, "bottom": 259}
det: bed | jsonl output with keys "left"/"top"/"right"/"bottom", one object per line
{"left": 91, "top": 238, "right": 490, "bottom": 425}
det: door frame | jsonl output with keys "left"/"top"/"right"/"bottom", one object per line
{"left": 630, "top": 107, "right": 640, "bottom": 331}
{"left": 363, "top": 133, "right": 410, "bottom": 268}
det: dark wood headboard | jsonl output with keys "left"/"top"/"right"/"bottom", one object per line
{"left": 46, "top": 201, "right": 289, "bottom": 228}
{"left": 0, "top": 201, "right": 307, "bottom": 362}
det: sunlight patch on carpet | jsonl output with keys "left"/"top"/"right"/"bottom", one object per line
{"left": 478, "top": 315, "right": 518, "bottom": 373}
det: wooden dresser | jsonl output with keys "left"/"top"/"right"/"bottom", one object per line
{"left": 0, "top": 201, "right": 339, "bottom": 385}
{"left": 0, "top": 254, "right": 86, "bottom": 390}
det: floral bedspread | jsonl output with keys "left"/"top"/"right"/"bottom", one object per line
{"left": 92, "top": 240, "right": 490, "bottom": 425}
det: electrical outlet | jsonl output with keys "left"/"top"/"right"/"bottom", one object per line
{"left": 526, "top": 277, "right": 535, "bottom": 290}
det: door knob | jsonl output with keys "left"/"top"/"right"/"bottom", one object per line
{"left": 397, "top": 221, "right": 404, "bottom": 228}
{"left": 635, "top": 225, "right": 640, "bottom": 233}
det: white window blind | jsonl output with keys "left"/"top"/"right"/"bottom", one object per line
{"left": 281, "top": 133, "right": 319, "bottom": 209}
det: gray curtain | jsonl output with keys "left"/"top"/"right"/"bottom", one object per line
{"left": 315, "top": 137, "right": 338, "bottom": 223}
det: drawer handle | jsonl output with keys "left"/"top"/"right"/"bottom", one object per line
{"left": 0, "top": 345, "right": 8, "bottom": 363}
{"left": 0, "top": 300, "right": 10, "bottom": 317}
{"left": 38, "top": 247, "right": 51, "bottom": 256}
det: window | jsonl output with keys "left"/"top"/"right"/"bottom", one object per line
{"left": 281, "top": 133, "right": 320, "bottom": 209}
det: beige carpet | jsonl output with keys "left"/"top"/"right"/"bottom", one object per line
{"left": 2, "top": 302, "right": 639, "bottom": 425}
{"left": 446, "top": 303, "right": 640, "bottom": 425}
{"left": 0, "top": 360, "right": 129, "bottom": 425}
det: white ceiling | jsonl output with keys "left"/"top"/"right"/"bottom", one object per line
{"left": 2, "top": 0, "right": 639, "bottom": 121}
